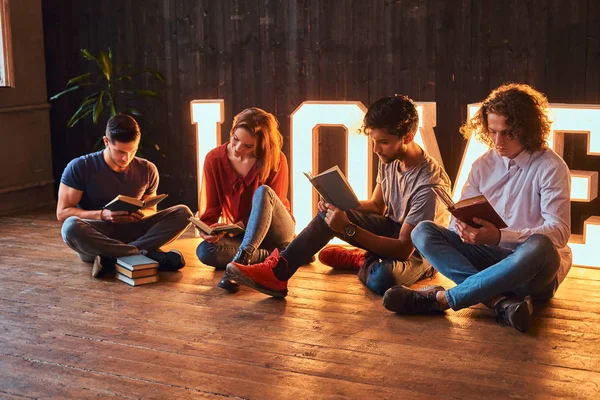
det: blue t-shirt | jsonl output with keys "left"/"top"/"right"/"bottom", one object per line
{"left": 60, "top": 150, "right": 159, "bottom": 210}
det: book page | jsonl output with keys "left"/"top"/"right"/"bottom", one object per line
{"left": 143, "top": 193, "right": 168, "bottom": 208}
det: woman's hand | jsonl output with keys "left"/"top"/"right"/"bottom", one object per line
{"left": 198, "top": 222, "right": 230, "bottom": 243}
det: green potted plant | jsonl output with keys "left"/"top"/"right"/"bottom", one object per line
{"left": 50, "top": 48, "right": 165, "bottom": 149}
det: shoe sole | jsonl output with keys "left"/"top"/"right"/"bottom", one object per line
{"left": 510, "top": 301, "right": 531, "bottom": 332}
{"left": 226, "top": 264, "right": 288, "bottom": 298}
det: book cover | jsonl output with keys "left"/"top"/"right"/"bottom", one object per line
{"left": 188, "top": 217, "right": 245, "bottom": 236}
{"left": 116, "top": 254, "right": 159, "bottom": 271}
{"left": 114, "top": 271, "right": 159, "bottom": 286}
{"left": 304, "top": 166, "right": 361, "bottom": 211}
{"left": 431, "top": 187, "right": 508, "bottom": 229}
{"left": 115, "top": 264, "right": 158, "bottom": 279}
{"left": 104, "top": 194, "right": 168, "bottom": 213}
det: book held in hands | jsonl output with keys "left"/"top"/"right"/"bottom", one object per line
{"left": 188, "top": 217, "right": 245, "bottom": 236}
{"left": 104, "top": 194, "right": 168, "bottom": 213}
{"left": 304, "top": 166, "right": 361, "bottom": 210}
{"left": 431, "top": 187, "right": 508, "bottom": 229}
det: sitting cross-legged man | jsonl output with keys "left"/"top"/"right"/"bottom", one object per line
{"left": 57, "top": 114, "right": 193, "bottom": 277}
{"left": 225, "top": 95, "right": 451, "bottom": 297}
{"left": 383, "top": 83, "right": 572, "bottom": 333}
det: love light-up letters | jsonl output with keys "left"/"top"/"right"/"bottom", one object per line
{"left": 191, "top": 100, "right": 599, "bottom": 268}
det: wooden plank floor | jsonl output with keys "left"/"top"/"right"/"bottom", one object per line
{"left": 1, "top": 208, "right": 599, "bottom": 399}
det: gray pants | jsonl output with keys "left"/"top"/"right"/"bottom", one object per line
{"left": 61, "top": 205, "right": 193, "bottom": 262}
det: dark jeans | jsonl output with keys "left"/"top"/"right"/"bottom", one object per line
{"left": 282, "top": 210, "right": 434, "bottom": 295}
{"left": 61, "top": 205, "right": 193, "bottom": 261}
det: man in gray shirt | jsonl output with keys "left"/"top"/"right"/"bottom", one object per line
{"left": 225, "top": 95, "right": 451, "bottom": 297}
{"left": 57, "top": 114, "right": 193, "bottom": 277}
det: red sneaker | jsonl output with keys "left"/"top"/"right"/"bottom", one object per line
{"left": 318, "top": 246, "right": 367, "bottom": 270}
{"left": 226, "top": 249, "right": 288, "bottom": 297}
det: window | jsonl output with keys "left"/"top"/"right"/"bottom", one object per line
{"left": 0, "top": 0, "right": 13, "bottom": 87}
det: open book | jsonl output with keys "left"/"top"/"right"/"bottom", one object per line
{"left": 431, "top": 187, "right": 508, "bottom": 229}
{"left": 304, "top": 166, "right": 360, "bottom": 210}
{"left": 188, "top": 217, "right": 245, "bottom": 236}
{"left": 104, "top": 194, "right": 168, "bottom": 213}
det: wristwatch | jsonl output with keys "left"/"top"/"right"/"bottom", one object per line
{"left": 344, "top": 222, "right": 357, "bottom": 238}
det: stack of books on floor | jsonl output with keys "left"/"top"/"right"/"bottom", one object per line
{"left": 113, "top": 254, "right": 159, "bottom": 286}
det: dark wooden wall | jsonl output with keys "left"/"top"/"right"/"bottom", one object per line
{"left": 42, "top": 0, "right": 600, "bottom": 233}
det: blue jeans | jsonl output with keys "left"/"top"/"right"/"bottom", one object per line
{"left": 282, "top": 210, "right": 434, "bottom": 295}
{"left": 411, "top": 221, "right": 561, "bottom": 310}
{"left": 196, "top": 185, "right": 295, "bottom": 269}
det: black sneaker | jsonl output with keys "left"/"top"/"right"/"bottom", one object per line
{"left": 92, "top": 255, "right": 116, "bottom": 278}
{"left": 147, "top": 249, "right": 186, "bottom": 271}
{"left": 383, "top": 285, "right": 445, "bottom": 314}
{"left": 217, "top": 272, "right": 240, "bottom": 293}
{"left": 494, "top": 297, "right": 532, "bottom": 332}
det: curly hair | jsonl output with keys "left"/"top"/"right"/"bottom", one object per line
{"left": 360, "top": 94, "right": 419, "bottom": 139}
{"left": 230, "top": 107, "right": 283, "bottom": 182}
{"left": 459, "top": 83, "right": 552, "bottom": 152}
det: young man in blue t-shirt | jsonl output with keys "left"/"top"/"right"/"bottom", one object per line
{"left": 57, "top": 114, "right": 192, "bottom": 277}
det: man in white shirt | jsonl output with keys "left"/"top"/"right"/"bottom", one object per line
{"left": 382, "top": 83, "right": 572, "bottom": 333}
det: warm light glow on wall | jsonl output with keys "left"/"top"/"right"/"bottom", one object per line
{"left": 290, "top": 102, "right": 370, "bottom": 235}
{"left": 569, "top": 217, "right": 600, "bottom": 268}
{"left": 191, "top": 100, "right": 224, "bottom": 212}
{"left": 414, "top": 102, "right": 444, "bottom": 168}
{"left": 455, "top": 103, "right": 600, "bottom": 268}
{"left": 548, "top": 105, "right": 600, "bottom": 202}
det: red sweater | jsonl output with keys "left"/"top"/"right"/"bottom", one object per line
{"left": 198, "top": 142, "right": 292, "bottom": 226}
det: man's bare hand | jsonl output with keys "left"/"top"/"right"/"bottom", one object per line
{"left": 102, "top": 209, "right": 136, "bottom": 224}
{"left": 323, "top": 204, "right": 350, "bottom": 234}
{"left": 456, "top": 218, "right": 500, "bottom": 245}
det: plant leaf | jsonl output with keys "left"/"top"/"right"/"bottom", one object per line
{"left": 149, "top": 70, "right": 165, "bottom": 82}
{"left": 84, "top": 91, "right": 102, "bottom": 100}
{"left": 67, "top": 72, "right": 93, "bottom": 87}
{"left": 99, "top": 51, "right": 112, "bottom": 81}
{"left": 49, "top": 83, "right": 96, "bottom": 101}
{"left": 107, "top": 93, "right": 117, "bottom": 116}
{"left": 66, "top": 98, "right": 97, "bottom": 127}
{"left": 92, "top": 136, "right": 105, "bottom": 152}
{"left": 67, "top": 104, "right": 94, "bottom": 128}
{"left": 117, "top": 75, "right": 133, "bottom": 81}
{"left": 93, "top": 92, "right": 105, "bottom": 124}
{"left": 80, "top": 49, "right": 98, "bottom": 62}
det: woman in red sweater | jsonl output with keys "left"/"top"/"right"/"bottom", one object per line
{"left": 196, "top": 108, "right": 295, "bottom": 292}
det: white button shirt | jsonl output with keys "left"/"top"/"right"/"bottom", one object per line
{"left": 453, "top": 148, "right": 572, "bottom": 283}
